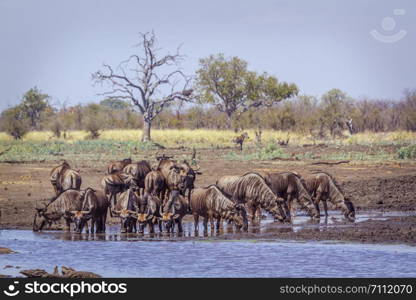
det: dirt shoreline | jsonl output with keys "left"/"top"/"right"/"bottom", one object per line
{"left": 0, "top": 153, "right": 415, "bottom": 245}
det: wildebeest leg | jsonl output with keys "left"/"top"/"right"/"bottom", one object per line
{"left": 65, "top": 218, "right": 71, "bottom": 231}
{"left": 209, "top": 212, "right": 215, "bottom": 230}
{"left": 286, "top": 194, "right": 295, "bottom": 222}
{"left": 149, "top": 221, "right": 155, "bottom": 234}
{"left": 91, "top": 218, "right": 95, "bottom": 234}
{"left": 322, "top": 200, "right": 329, "bottom": 217}
{"left": 215, "top": 217, "right": 221, "bottom": 231}
{"left": 202, "top": 217, "right": 208, "bottom": 233}
{"left": 177, "top": 218, "right": 183, "bottom": 233}
{"left": 193, "top": 213, "right": 199, "bottom": 233}
{"left": 250, "top": 204, "right": 257, "bottom": 224}
{"left": 314, "top": 192, "right": 322, "bottom": 216}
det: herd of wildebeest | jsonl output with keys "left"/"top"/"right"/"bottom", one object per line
{"left": 32, "top": 156, "right": 356, "bottom": 235}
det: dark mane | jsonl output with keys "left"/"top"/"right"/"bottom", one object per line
{"left": 205, "top": 184, "right": 234, "bottom": 199}
{"left": 311, "top": 171, "right": 344, "bottom": 193}
{"left": 275, "top": 171, "right": 301, "bottom": 178}
{"left": 241, "top": 171, "right": 266, "bottom": 181}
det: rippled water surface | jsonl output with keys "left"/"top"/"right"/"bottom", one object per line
{"left": 1, "top": 211, "right": 415, "bottom": 277}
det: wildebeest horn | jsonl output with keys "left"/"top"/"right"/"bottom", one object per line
{"left": 193, "top": 164, "right": 201, "bottom": 171}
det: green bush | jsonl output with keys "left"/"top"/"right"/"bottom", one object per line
{"left": 397, "top": 145, "right": 416, "bottom": 159}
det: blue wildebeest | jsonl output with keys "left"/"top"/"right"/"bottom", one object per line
{"left": 33, "top": 189, "right": 83, "bottom": 231}
{"left": 50, "top": 161, "right": 82, "bottom": 196}
{"left": 160, "top": 190, "right": 188, "bottom": 234}
{"left": 111, "top": 188, "right": 139, "bottom": 233}
{"left": 135, "top": 193, "right": 162, "bottom": 234}
{"left": 216, "top": 172, "right": 287, "bottom": 224}
{"left": 70, "top": 188, "right": 109, "bottom": 234}
{"left": 190, "top": 185, "right": 247, "bottom": 232}
{"left": 302, "top": 171, "right": 355, "bottom": 221}
{"left": 264, "top": 171, "right": 320, "bottom": 222}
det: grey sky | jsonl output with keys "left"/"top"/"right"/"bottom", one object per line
{"left": 0, "top": 0, "right": 414, "bottom": 112}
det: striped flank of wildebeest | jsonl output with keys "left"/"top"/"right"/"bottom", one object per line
{"left": 302, "top": 171, "right": 355, "bottom": 221}
{"left": 264, "top": 172, "right": 320, "bottom": 221}
{"left": 100, "top": 172, "right": 136, "bottom": 208}
{"left": 122, "top": 160, "right": 152, "bottom": 195}
{"left": 33, "top": 189, "right": 83, "bottom": 232}
{"left": 216, "top": 172, "right": 287, "bottom": 224}
{"left": 190, "top": 185, "right": 247, "bottom": 232}
{"left": 50, "top": 161, "right": 82, "bottom": 196}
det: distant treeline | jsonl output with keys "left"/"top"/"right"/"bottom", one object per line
{"left": 1, "top": 87, "right": 415, "bottom": 140}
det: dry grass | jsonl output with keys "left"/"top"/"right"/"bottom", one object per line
{"left": 0, "top": 129, "right": 414, "bottom": 148}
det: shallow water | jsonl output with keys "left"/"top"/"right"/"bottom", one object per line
{"left": 1, "top": 210, "right": 415, "bottom": 278}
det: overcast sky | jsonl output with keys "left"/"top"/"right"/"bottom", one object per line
{"left": 0, "top": 0, "right": 414, "bottom": 111}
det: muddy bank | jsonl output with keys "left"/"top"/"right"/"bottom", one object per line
{"left": 221, "top": 216, "right": 416, "bottom": 246}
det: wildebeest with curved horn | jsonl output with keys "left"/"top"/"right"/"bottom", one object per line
{"left": 33, "top": 189, "right": 83, "bottom": 231}
{"left": 107, "top": 158, "right": 132, "bottom": 174}
{"left": 160, "top": 190, "right": 188, "bottom": 234}
{"left": 264, "top": 172, "right": 320, "bottom": 221}
{"left": 216, "top": 172, "right": 287, "bottom": 224}
{"left": 302, "top": 171, "right": 355, "bottom": 221}
{"left": 135, "top": 193, "right": 162, "bottom": 234}
{"left": 111, "top": 188, "right": 139, "bottom": 233}
{"left": 70, "top": 188, "right": 109, "bottom": 234}
{"left": 123, "top": 160, "right": 152, "bottom": 195}
{"left": 50, "top": 161, "right": 82, "bottom": 196}
{"left": 190, "top": 185, "right": 248, "bottom": 232}
{"left": 101, "top": 172, "right": 136, "bottom": 208}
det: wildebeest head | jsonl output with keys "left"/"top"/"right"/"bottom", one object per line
{"left": 33, "top": 201, "right": 49, "bottom": 231}
{"left": 223, "top": 203, "right": 248, "bottom": 230}
{"left": 69, "top": 211, "right": 92, "bottom": 233}
{"left": 168, "top": 165, "right": 185, "bottom": 191}
{"left": 135, "top": 195, "right": 157, "bottom": 233}
{"left": 160, "top": 191, "right": 182, "bottom": 233}
{"left": 112, "top": 208, "right": 137, "bottom": 233}
{"left": 265, "top": 195, "right": 287, "bottom": 223}
{"left": 344, "top": 197, "right": 356, "bottom": 221}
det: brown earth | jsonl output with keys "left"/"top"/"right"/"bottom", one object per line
{"left": 0, "top": 146, "right": 415, "bottom": 244}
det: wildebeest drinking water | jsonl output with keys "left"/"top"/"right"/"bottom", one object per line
{"left": 111, "top": 188, "right": 139, "bottom": 233}
{"left": 190, "top": 185, "right": 248, "bottom": 232}
{"left": 264, "top": 172, "right": 320, "bottom": 221}
{"left": 33, "top": 189, "right": 83, "bottom": 231}
{"left": 302, "top": 171, "right": 355, "bottom": 221}
{"left": 70, "top": 188, "right": 109, "bottom": 234}
{"left": 160, "top": 190, "right": 188, "bottom": 234}
{"left": 50, "top": 161, "right": 82, "bottom": 196}
{"left": 135, "top": 193, "right": 162, "bottom": 234}
{"left": 216, "top": 172, "right": 287, "bottom": 224}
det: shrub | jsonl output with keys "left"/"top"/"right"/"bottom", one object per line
{"left": 397, "top": 145, "right": 416, "bottom": 159}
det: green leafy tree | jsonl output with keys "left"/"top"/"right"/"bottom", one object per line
{"left": 1, "top": 106, "right": 29, "bottom": 139}
{"left": 319, "top": 89, "right": 352, "bottom": 137}
{"left": 20, "top": 87, "right": 50, "bottom": 129}
{"left": 196, "top": 54, "right": 298, "bottom": 129}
